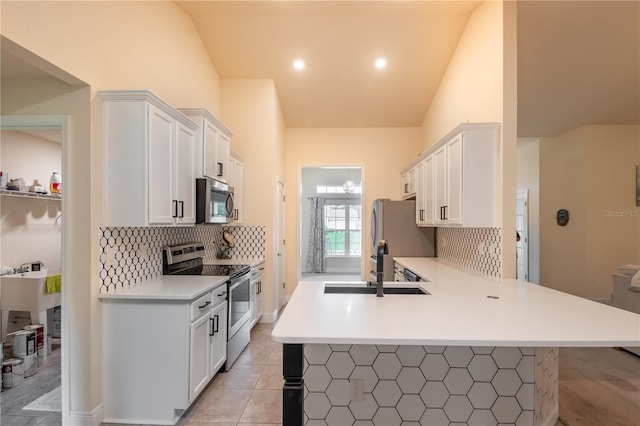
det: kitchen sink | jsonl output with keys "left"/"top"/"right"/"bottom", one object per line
{"left": 324, "top": 285, "right": 429, "bottom": 295}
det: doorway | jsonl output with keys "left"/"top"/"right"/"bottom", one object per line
{"left": 299, "top": 166, "right": 363, "bottom": 282}
{"left": 0, "top": 116, "right": 67, "bottom": 419}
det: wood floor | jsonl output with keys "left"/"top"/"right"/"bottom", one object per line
{"left": 1, "top": 330, "right": 638, "bottom": 426}
{"left": 556, "top": 347, "right": 640, "bottom": 426}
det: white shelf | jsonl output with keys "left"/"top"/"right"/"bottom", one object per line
{"left": 0, "top": 189, "right": 61, "bottom": 201}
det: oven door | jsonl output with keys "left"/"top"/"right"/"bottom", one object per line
{"left": 227, "top": 273, "right": 251, "bottom": 338}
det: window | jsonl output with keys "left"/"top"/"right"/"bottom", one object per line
{"left": 324, "top": 202, "right": 361, "bottom": 256}
{"left": 316, "top": 185, "right": 362, "bottom": 194}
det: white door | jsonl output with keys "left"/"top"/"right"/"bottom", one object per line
{"left": 516, "top": 190, "right": 529, "bottom": 281}
{"left": 276, "top": 179, "right": 286, "bottom": 309}
{"left": 189, "top": 312, "right": 211, "bottom": 402}
{"left": 203, "top": 120, "right": 219, "bottom": 179}
{"left": 415, "top": 161, "right": 425, "bottom": 224}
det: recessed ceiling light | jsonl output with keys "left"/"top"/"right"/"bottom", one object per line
{"left": 293, "top": 59, "right": 305, "bottom": 70}
{"left": 374, "top": 57, "right": 387, "bottom": 69}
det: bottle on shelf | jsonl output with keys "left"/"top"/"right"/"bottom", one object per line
{"left": 50, "top": 172, "right": 62, "bottom": 194}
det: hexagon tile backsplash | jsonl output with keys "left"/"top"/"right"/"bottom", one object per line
{"left": 98, "top": 225, "right": 266, "bottom": 293}
{"left": 303, "top": 344, "right": 558, "bottom": 426}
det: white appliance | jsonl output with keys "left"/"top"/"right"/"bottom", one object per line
{"left": 370, "top": 199, "right": 436, "bottom": 281}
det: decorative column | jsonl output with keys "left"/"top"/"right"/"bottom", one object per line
{"left": 283, "top": 343, "right": 304, "bottom": 426}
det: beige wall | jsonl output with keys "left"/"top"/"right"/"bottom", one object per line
{"left": 420, "top": 0, "right": 504, "bottom": 150}
{"left": 285, "top": 127, "right": 422, "bottom": 294}
{"left": 1, "top": 1, "right": 223, "bottom": 419}
{"left": 540, "top": 125, "right": 640, "bottom": 299}
{"left": 0, "top": 130, "right": 63, "bottom": 270}
{"left": 1, "top": 1, "right": 221, "bottom": 115}
{"left": 221, "top": 79, "right": 286, "bottom": 318}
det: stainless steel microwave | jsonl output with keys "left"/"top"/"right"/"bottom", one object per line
{"left": 195, "top": 178, "right": 235, "bottom": 224}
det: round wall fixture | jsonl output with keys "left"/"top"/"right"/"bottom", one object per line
{"left": 557, "top": 209, "right": 569, "bottom": 226}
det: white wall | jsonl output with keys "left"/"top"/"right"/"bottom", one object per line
{"left": 0, "top": 130, "right": 62, "bottom": 270}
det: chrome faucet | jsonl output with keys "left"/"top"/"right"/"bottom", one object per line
{"left": 372, "top": 240, "right": 388, "bottom": 297}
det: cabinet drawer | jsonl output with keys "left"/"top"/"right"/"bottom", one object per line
{"left": 191, "top": 292, "right": 212, "bottom": 321}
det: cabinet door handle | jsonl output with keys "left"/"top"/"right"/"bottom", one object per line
{"left": 209, "top": 315, "right": 219, "bottom": 336}
{"left": 173, "top": 200, "right": 179, "bottom": 218}
{"left": 217, "top": 162, "right": 223, "bottom": 177}
{"left": 198, "top": 300, "right": 211, "bottom": 309}
{"left": 444, "top": 205, "right": 448, "bottom": 220}
{"left": 419, "top": 209, "right": 424, "bottom": 221}
{"left": 179, "top": 201, "right": 184, "bottom": 218}
{"left": 217, "top": 290, "right": 227, "bottom": 297}
{"left": 404, "top": 183, "right": 409, "bottom": 193}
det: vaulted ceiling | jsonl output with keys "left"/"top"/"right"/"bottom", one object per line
{"left": 2, "top": 1, "right": 638, "bottom": 138}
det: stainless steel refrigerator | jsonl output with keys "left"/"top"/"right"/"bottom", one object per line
{"left": 370, "top": 199, "right": 436, "bottom": 281}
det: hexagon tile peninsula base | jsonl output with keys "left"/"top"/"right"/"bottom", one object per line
{"left": 300, "top": 344, "right": 558, "bottom": 426}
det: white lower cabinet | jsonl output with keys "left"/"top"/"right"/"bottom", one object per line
{"left": 209, "top": 301, "right": 227, "bottom": 374}
{"left": 102, "top": 282, "right": 227, "bottom": 425}
{"left": 189, "top": 292, "right": 213, "bottom": 402}
{"left": 249, "top": 261, "right": 265, "bottom": 328}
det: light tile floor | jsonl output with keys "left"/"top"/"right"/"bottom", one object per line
{"left": 177, "top": 322, "right": 283, "bottom": 426}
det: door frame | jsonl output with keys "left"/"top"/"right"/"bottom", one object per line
{"left": 516, "top": 189, "right": 529, "bottom": 281}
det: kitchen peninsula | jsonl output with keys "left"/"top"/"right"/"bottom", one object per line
{"left": 272, "top": 258, "right": 640, "bottom": 426}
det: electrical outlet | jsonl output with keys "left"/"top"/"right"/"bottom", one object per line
{"left": 105, "top": 246, "right": 117, "bottom": 267}
{"left": 350, "top": 378, "right": 364, "bottom": 401}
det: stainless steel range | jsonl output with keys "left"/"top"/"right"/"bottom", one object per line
{"left": 163, "top": 242, "right": 251, "bottom": 371}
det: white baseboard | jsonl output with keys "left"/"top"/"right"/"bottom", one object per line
{"left": 260, "top": 308, "right": 279, "bottom": 323}
{"left": 539, "top": 404, "right": 559, "bottom": 426}
{"left": 69, "top": 403, "right": 104, "bottom": 426}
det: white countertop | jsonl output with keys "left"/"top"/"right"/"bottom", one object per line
{"left": 99, "top": 275, "right": 228, "bottom": 301}
{"left": 272, "top": 258, "right": 640, "bottom": 347}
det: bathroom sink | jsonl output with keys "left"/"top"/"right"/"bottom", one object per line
{"left": 324, "top": 284, "right": 429, "bottom": 295}
{"left": 0, "top": 269, "right": 62, "bottom": 312}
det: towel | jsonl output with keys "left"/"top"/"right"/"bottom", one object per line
{"left": 630, "top": 270, "right": 640, "bottom": 293}
{"left": 45, "top": 274, "right": 61, "bottom": 294}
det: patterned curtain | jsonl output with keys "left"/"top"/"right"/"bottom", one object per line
{"left": 306, "top": 197, "right": 326, "bottom": 273}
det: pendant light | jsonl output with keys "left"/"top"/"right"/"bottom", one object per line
{"left": 343, "top": 168, "right": 356, "bottom": 193}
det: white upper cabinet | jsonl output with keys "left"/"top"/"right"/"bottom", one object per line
{"left": 416, "top": 155, "right": 435, "bottom": 226}
{"left": 401, "top": 167, "right": 416, "bottom": 199}
{"left": 179, "top": 109, "right": 233, "bottom": 183}
{"left": 100, "top": 90, "right": 198, "bottom": 227}
{"left": 228, "top": 150, "right": 244, "bottom": 223}
{"left": 405, "top": 123, "right": 499, "bottom": 228}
